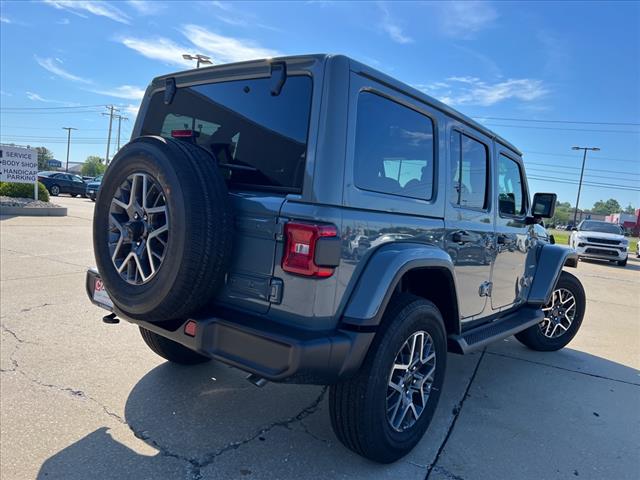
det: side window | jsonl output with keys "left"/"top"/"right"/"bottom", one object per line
{"left": 498, "top": 154, "right": 526, "bottom": 216}
{"left": 450, "top": 131, "right": 488, "bottom": 209}
{"left": 354, "top": 92, "right": 435, "bottom": 200}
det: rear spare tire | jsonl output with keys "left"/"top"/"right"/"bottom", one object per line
{"left": 93, "top": 136, "right": 233, "bottom": 322}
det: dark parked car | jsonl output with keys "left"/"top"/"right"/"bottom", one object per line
{"left": 86, "top": 55, "right": 585, "bottom": 463}
{"left": 85, "top": 175, "right": 103, "bottom": 201}
{"left": 38, "top": 171, "right": 87, "bottom": 197}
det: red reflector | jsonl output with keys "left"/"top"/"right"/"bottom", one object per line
{"left": 282, "top": 222, "right": 337, "bottom": 277}
{"left": 171, "top": 129, "right": 195, "bottom": 138}
{"left": 184, "top": 320, "right": 197, "bottom": 337}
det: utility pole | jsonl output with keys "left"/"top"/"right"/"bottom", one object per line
{"left": 62, "top": 127, "right": 77, "bottom": 172}
{"left": 571, "top": 146, "right": 600, "bottom": 227}
{"left": 115, "top": 115, "right": 128, "bottom": 151}
{"left": 102, "top": 105, "right": 120, "bottom": 165}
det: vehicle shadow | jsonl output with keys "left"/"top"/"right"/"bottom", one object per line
{"left": 36, "top": 344, "right": 640, "bottom": 479}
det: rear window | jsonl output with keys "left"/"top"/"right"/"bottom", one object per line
{"left": 141, "top": 75, "right": 312, "bottom": 192}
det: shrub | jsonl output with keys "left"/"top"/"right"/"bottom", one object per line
{"left": 0, "top": 181, "right": 50, "bottom": 202}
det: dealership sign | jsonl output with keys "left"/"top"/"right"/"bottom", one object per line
{"left": 0, "top": 145, "right": 38, "bottom": 184}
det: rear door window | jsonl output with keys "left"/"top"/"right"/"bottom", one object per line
{"left": 142, "top": 76, "right": 313, "bottom": 192}
{"left": 353, "top": 92, "right": 435, "bottom": 200}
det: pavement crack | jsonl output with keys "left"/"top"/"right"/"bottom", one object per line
{"left": 430, "top": 466, "right": 466, "bottom": 480}
{"left": 485, "top": 351, "right": 640, "bottom": 387}
{"left": 425, "top": 349, "right": 485, "bottom": 480}
{"left": 124, "top": 386, "right": 329, "bottom": 480}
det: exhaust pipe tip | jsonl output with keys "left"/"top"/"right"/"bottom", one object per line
{"left": 246, "top": 373, "right": 268, "bottom": 388}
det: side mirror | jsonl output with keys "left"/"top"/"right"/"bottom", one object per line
{"left": 531, "top": 192, "right": 556, "bottom": 218}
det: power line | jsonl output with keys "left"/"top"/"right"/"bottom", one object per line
{"left": 523, "top": 150, "right": 639, "bottom": 165}
{"left": 0, "top": 104, "right": 106, "bottom": 111}
{"left": 485, "top": 123, "right": 640, "bottom": 134}
{"left": 527, "top": 167, "right": 640, "bottom": 183}
{"left": 472, "top": 116, "right": 640, "bottom": 127}
{"left": 527, "top": 175, "right": 640, "bottom": 192}
{"left": 525, "top": 161, "right": 640, "bottom": 177}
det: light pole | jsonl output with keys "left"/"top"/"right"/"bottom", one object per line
{"left": 571, "top": 146, "right": 600, "bottom": 227}
{"left": 182, "top": 53, "right": 213, "bottom": 68}
{"left": 62, "top": 127, "right": 77, "bottom": 172}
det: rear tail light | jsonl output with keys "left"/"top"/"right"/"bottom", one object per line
{"left": 282, "top": 222, "right": 338, "bottom": 277}
{"left": 184, "top": 320, "right": 197, "bottom": 337}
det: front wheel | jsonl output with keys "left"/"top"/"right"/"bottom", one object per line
{"left": 515, "top": 271, "right": 585, "bottom": 351}
{"left": 50, "top": 185, "right": 60, "bottom": 196}
{"left": 617, "top": 257, "right": 627, "bottom": 267}
{"left": 329, "top": 294, "right": 447, "bottom": 463}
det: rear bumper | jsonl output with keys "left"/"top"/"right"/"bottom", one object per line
{"left": 86, "top": 269, "right": 374, "bottom": 384}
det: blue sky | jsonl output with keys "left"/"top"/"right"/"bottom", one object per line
{"left": 1, "top": 0, "right": 638, "bottom": 209}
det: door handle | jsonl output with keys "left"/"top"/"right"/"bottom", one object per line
{"left": 452, "top": 231, "right": 473, "bottom": 244}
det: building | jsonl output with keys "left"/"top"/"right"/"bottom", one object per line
{"left": 606, "top": 210, "right": 640, "bottom": 236}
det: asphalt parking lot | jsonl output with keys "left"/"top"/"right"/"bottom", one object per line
{"left": 1, "top": 195, "right": 639, "bottom": 480}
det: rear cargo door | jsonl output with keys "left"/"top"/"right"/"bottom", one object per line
{"left": 139, "top": 68, "right": 314, "bottom": 313}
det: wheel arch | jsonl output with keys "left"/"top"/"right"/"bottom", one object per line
{"left": 341, "top": 242, "right": 461, "bottom": 336}
{"left": 528, "top": 243, "right": 579, "bottom": 306}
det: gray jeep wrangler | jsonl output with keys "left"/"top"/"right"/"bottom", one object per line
{"left": 86, "top": 54, "right": 585, "bottom": 463}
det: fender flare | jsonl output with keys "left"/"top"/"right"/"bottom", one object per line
{"left": 341, "top": 242, "right": 460, "bottom": 331}
{"left": 527, "top": 244, "right": 579, "bottom": 306}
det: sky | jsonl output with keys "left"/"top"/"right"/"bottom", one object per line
{"left": 1, "top": 0, "right": 638, "bottom": 210}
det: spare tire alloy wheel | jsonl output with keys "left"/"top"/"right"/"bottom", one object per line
{"left": 109, "top": 173, "right": 168, "bottom": 285}
{"left": 539, "top": 287, "right": 576, "bottom": 339}
{"left": 387, "top": 330, "right": 436, "bottom": 432}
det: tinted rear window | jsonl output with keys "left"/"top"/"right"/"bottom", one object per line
{"left": 141, "top": 76, "right": 312, "bottom": 192}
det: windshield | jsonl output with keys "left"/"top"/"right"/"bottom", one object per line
{"left": 579, "top": 221, "right": 622, "bottom": 234}
{"left": 94, "top": 175, "right": 103, "bottom": 182}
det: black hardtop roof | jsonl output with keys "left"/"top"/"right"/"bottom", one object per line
{"left": 152, "top": 53, "right": 522, "bottom": 156}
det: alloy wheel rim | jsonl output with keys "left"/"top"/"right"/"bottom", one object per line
{"left": 108, "top": 173, "right": 169, "bottom": 285}
{"left": 539, "top": 288, "right": 576, "bottom": 338}
{"left": 386, "top": 330, "right": 436, "bottom": 432}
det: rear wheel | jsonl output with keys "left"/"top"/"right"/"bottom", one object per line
{"left": 93, "top": 136, "right": 233, "bottom": 322}
{"left": 329, "top": 294, "right": 446, "bottom": 463}
{"left": 139, "top": 327, "right": 210, "bottom": 365}
{"left": 515, "top": 271, "right": 585, "bottom": 351}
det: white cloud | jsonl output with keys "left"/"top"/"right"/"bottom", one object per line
{"left": 416, "top": 76, "right": 548, "bottom": 107}
{"left": 57, "top": 18, "right": 70, "bottom": 25}
{"left": 122, "top": 104, "right": 140, "bottom": 116}
{"left": 436, "top": 1, "right": 498, "bottom": 38}
{"left": 120, "top": 36, "right": 194, "bottom": 67}
{"left": 127, "top": 0, "right": 165, "bottom": 15}
{"left": 120, "top": 25, "right": 280, "bottom": 68}
{"left": 90, "top": 85, "right": 145, "bottom": 100}
{"left": 1, "top": 16, "right": 11, "bottom": 24}
{"left": 181, "top": 24, "right": 280, "bottom": 63}
{"left": 378, "top": 3, "right": 413, "bottom": 44}
{"left": 44, "top": 0, "right": 130, "bottom": 24}
{"left": 34, "top": 56, "right": 92, "bottom": 84}
{"left": 25, "top": 91, "right": 76, "bottom": 105}
{"left": 0, "top": 90, "right": 12, "bottom": 96}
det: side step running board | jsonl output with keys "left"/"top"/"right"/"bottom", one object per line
{"left": 448, "top": 307, "right": 544, "bottom": 354}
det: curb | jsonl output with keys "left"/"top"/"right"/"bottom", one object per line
{"left": 0, "top": 206, "right": 68, "bottom": 217}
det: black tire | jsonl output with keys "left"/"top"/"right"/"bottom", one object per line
{"left": 617, "top": 257, "right": 627, "bottom": 267}
{"left": 93, "top": 136, "right": 233, "bottom": 322}
{"left": 515, "top": 271, "right": 585, "bottom": 351}
{"left": 329, "top": 294, "right": 447, "bottom": 463}
{"left": 139, "top": 327, "right": 210, "bottom": 365}
{"left": 50, "top": 185, "right": 60, "bottom": 196}
{"left": 71, "top": 194, "right": 78, "bottom": 197}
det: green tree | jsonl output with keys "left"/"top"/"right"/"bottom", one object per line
{"left": 551, "top": 200, "right": 572, "bottom": 225}
{"left": 35, "top": 146, "right": 54, "bottom": 170}
{"left": 591, "top": 198, "right": 622, "bottom": 215}
{"left": 81, "top": 155, "right": 106, "bottom": 177}
{"left": 624, "top": 203, "right": 636, "bottom": 214}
